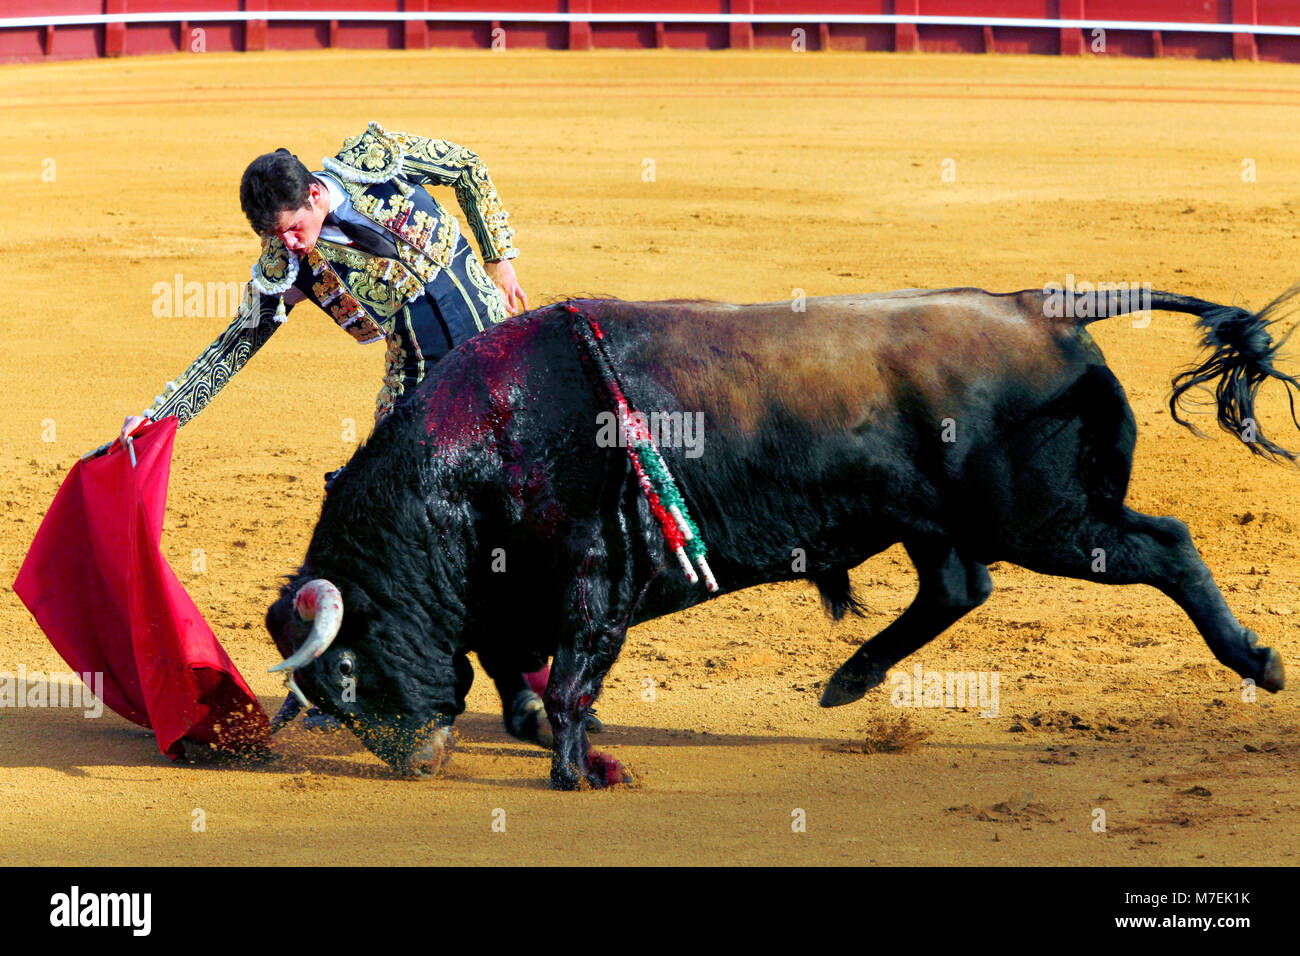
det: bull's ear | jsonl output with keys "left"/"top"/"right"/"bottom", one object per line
{"left": 265, "top": 590, "right": 300, "bottom": 659}
{"left": 339, "top": 586, "right": 376, "bottom": 618}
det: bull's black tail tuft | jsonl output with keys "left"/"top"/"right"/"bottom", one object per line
{"left": 1162, "top": 286, "right": 1300, "bottom": 463}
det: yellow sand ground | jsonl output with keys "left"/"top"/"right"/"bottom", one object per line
{"left": 2, "top": 49, "right": 1300, "bottom": 865}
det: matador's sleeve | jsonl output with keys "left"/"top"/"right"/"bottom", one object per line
{"left": 389, "top": 132, "right": 518, "bottom": 262}
{"left": 141, "top": 285, "right": 292, "bottom": 425}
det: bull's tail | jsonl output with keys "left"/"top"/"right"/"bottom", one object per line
{"left": 1073, "top": 285, "right": 1300, "bottom": 462}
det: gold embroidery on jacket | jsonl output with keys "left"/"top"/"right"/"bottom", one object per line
{"left": 306, "top": 246, "right": 387, "bottom": 344}
{"left": 375, "top": 329, "right": 408, "bottom": 423}
{"left": 251, "top": 237, "right": 298, "bottom": 295}
{"left": 323, "top": 123, "right": 403, "bottom": 184}
{"left": 464, "top": 248, "right": 510, "bottom": 325}
{"left": 343, "top": 181, "right": 458, "bottom": 284}
{"left": 385, "top": 130, "right": 517, "bottom": 261}
{"left": 315, "top": 242, "right": 421, "bottom": 318}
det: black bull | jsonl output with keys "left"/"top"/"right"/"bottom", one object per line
{"left": 267, "top": 287, "right": 1297, "bottom": 789}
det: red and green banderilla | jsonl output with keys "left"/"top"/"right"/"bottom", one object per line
{"left": 565, "top": 302, "right": 718, "bottom": 592}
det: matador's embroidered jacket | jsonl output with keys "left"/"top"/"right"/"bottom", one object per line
{"left": 142, "top": 121, "right": 517, "bottom": 426}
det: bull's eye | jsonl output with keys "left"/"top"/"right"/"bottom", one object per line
{"left": 338, "top": 655, "right": 354, "bottom": 677}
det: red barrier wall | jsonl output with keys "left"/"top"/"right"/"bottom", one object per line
{"left": 2, "top": 0, "right": 1297, "bottom": 63}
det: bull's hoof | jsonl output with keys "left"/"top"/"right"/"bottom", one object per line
{"left": 820, "top": 677, "right": 867, "bottom": 708}
{"left": 1258, "top": 647, "right": 1285, "bottom": 693}
{"left": 505, "top": 690, "right": 553, "bottom": 750}
{"left": 550, "top": 749, "right": 634, "bottom": 790}
{"left": 396, "top": 727, "right": 455, "bottom": 779}
{"left": 820, "top": 663, "right": 888, "bottom": 708}
{"left": 585, "top": 749, "right": 633, "bottom": 787}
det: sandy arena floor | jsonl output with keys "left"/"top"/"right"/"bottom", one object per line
{"left": 3, "top": 48, "right": 1300, "bottom": 866}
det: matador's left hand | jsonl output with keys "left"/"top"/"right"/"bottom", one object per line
{"left": 486, "top": 258, "right": 528, "bottom": 315}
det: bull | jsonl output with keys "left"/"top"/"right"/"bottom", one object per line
{"left": 267, "top": 286, "right": 1296, "bottom": 789}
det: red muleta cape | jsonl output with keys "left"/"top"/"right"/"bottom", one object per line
{"left": 13, "top": 416, "right": 270, "bottom": 758}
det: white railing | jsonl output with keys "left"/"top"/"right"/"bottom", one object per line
{"left": 0, "top": 11, "right": 1295, "bottom": 37}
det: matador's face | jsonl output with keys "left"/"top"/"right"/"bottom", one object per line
{"left": 269, "top": 179, "right": 329, "bottom": 255}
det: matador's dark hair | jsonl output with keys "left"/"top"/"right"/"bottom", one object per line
{"left": 240, "top": 148, "right": 315, "bottom": 236}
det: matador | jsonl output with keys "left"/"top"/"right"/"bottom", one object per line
{"left": 120, "top": 120, "right": 527, "bottom": 440}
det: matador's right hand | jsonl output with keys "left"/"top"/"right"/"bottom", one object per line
{"left": 120, "top": 415, "right": 147, "bottom": 443}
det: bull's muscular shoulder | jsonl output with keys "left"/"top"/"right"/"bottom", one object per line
{"left": 321, "top": 121, "right": 405, "bottom": 185}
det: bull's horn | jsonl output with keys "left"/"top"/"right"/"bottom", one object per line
{"left": 269, "top": 579, "right": 343, "bottom": 675}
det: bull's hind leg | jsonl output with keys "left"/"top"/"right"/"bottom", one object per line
{"left": 820, "top": 538, "right": 993, "bottom": 707}
{"left": 998, "top": 363, "right": 1282, "bottom": 690}
{"left": 1006, "top": 507, "right": 1284, "bottom": 691}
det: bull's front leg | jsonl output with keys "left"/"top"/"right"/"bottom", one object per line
{"left": 542, "top": 468, "right": 661, "bottom": 789}
{"left": 545, "top": 531, "right": 640, "bottom": 789}
{"left": 545, "top": 640, "right": 632, "bottom": 790}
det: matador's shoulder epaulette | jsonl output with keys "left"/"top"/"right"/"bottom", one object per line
{"left": 249, "top": 235, "right": 299, "bottom": 323}
{"left": 322, "top": 121, "right": 405, "bottom": 185}
{"left": 251, "top": 235, "right": 298, "bottom": 296}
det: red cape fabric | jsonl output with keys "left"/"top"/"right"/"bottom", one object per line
{"left": 14, "top": 416, "right": 270, "bottom": 758}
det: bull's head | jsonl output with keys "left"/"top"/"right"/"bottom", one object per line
{"left": 267, "top": 578, "right": 456, "bottom": 777}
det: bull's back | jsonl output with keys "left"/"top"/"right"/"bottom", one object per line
{"left": 589, "top": 290, "right": 1075, "bottom": 444}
